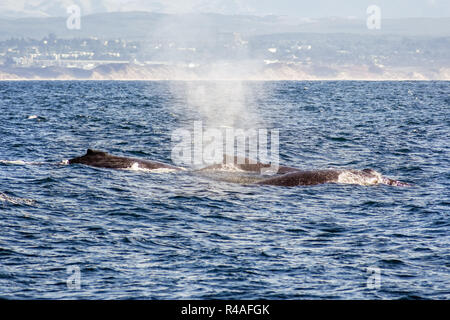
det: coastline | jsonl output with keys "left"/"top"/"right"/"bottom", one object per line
{"left": 1, "top": 63, "right": 448, "bottom": 81}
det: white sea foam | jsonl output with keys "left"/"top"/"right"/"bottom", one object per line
{"left": 0, "top": 159, "right": 61, "bottom": 166}
{"left": 125, "top": 162, "right": 181, "bottom": 173}
{"left": 130, "top": 162, "right": 140, "bottom": 170}
{"left": 337, "top": 170, "right": 383, "bottom": 185}
{"left": 0, "top": 192, "right": 35, "bottom": 206}
{"left": 0, "top": 160, "right": 28, "bottom": 165}
{"left": 146, "top": 168, "right": 183, "bottom": 173}
{"left": 0, "top": 159, "right": 41, "bottom": 165}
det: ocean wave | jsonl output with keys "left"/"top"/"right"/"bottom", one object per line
{"left": 0, "top": 159, "right": 42, "bottom": 165}
{"left": 0, "top": 192, "right": 35, "bottom": 206}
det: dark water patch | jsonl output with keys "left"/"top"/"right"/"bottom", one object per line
{"left": 379, "top": 259, "right": 406, "bottom": 267}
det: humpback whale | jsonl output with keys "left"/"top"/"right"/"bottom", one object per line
{"left": 199, "top": 154, "right": 300, "bottom": 174}
{"left": 256, "top": 168, "right": 411, "bottom": 187}
{"left": 69, "top": 149, "right": 182, "bottom": 171}
{"left": 199, "top": 156, "right": 410, "bottom": 186}
{"left": 68, "top": 150, "right": 410, "bottom": 187}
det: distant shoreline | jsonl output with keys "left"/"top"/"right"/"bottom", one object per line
{"left": 1, "top": 63, "right": 448, "bottom": 81}
{"left": 1, "top": 78, "right": 448, "bottom": 81}
{"left": 1, "top": 79, "right": 449, "bottom": 81}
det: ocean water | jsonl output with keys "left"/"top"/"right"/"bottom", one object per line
{"left": 0, "top": 80, "right": 449, "bottom": 299}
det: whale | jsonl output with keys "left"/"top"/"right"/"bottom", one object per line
{"left": 68, "top": 150, "right": 410, "bottom": 187}
{"left": 198, "top": 155, "right": 410, "bottom": 187}
{"left": 68, "top": 149, "right": 182, "bottom": 171}
{"left": 198, "top": 154, "right": 300, "bottom": 174}
{"left": 256, "top": 168, "right": 411, "bottom": 187}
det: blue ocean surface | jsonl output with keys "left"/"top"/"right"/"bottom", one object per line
{"left": 0, "top": 80, "right": 449, "bottom": 299}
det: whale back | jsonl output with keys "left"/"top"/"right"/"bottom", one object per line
{"left": 257, "top": 170, "right": 341, "bottom": 186}
{"left": 257, "top": 168, "right": 411, "bottom": 187}
{"left": 199, "top": 154, "right": 300, "bottom": 174}
{"left": 69, "top": 149, "right": 180, "bottom": 170}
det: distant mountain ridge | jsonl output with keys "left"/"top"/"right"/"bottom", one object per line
{"left": 1, "top": 0, "right": 449, "bottom": 19}
{"left": 1, "top": 11, "right": 449, "bottom": 41}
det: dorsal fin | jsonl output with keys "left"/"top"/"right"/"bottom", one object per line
{"left": 86, "top": 149, "right": 106, "bottom": 155}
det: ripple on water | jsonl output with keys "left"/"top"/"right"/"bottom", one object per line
{"left": 0, "top": 80, "right": 448, "bottom": 299}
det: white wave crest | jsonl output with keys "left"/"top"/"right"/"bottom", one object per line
{"left": 0, "top": 192, "right": 35, "bottom": 206}
{"left": 0, "top": 159, "right": 43, "bottom": 165}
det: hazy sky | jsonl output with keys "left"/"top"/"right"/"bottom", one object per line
{"left": 1, "top": 0, "right": 449, "bottom": 18}
{"left": 247, "top": 0, "right": 450, "bottom": 18}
